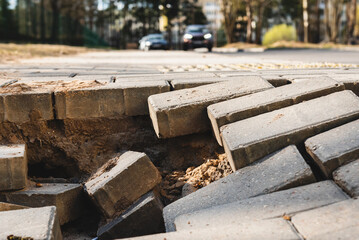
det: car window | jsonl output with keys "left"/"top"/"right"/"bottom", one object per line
{"left": 148, "top": 36, "right": 164, "bottom": 41}
{"left": 186, "top": 26, "right": 209, "bottom": 34}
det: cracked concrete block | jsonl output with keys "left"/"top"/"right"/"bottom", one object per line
{"left": 0, "top": 206, "right": 63, "bottom": 240}
{"left": 148, "top": 76, "right": 273, "bottom": 138}
{"left": 97, "top": 191, "right": 164, "bottom": 240}
{"left": 1, "top": 91, "right": 53, "bottom": 123}
{"left": 333, "top": 159, "right": 359, "bottom": 197}
{"left": 3, "top": 183, "right": 84, "bottom": 225}
{"left": 305, "top": 119, "right": 359, "bottom": 178}
{"left": 0, "top": 144, "right": 27, "bottom": 191}
{"left": 163, "top": 145, "right": 315, "bottom": 232}
{"left": 291, "top": 198, "right": 359, "bottom": 240}
{"left": 209, "top": 77, "right": 344, "bottom": 145}
{"left": 174, "top": 180, "right": 348, "bottom": 231}
{"left": 85, "top": 151, "right": 161, "bottom": 218}
{"left": 222, "top": 91, "right": 359, "bottom": 171}
{"left": 119, "top": 218, "right": 300, "bottom": 240}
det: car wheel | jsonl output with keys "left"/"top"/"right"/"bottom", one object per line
{"left": 207, "top": 47, "right": 212, "bottom": 52}
{"left": 183, "top": 44, "right": 188, "bottom": 51}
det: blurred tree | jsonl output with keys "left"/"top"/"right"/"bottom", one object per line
{"left": 325, "top": 0, "right": 345, "bottom": 43}
{"left": 0, "top": 0, "right": 12, "bottom": 39}
{"left": 221, "top": 0, "right": 242, "bottom": 43}
{"left": 345, "top": 0, "right": 357, "bottom": 44}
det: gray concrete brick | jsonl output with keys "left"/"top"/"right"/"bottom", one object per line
{"left": 55, "top": 85, "right": 125, "bottom": 119}
{"left": 0, "top": 206, "right": 63, "bottom": 240}
{"left": 222, "top": 90, "right": 359, "bottom": 171}
{"left": 120, "top": 218, "right": 300, "bottom": 240}
{"left": 3, "top": 183, "right": 84, "bottom": 225}
{"left": 209, "top": 77, "right": 343, "bottom": 145}
{"left": 305, "top": 119, "right": 359, "bottom": 177}
{"left": 329, "top": 74, "right": 359, "bottom": 95}
{"left": 174, "top": 180, "right": 348, "bottom": 231}
{"left": 0, "top": 144, "right": 27, "bottom": 191}
{"left": 163, "top": 145, "right": 315, "bottom": 232}
{"left": 148, "top": 76, "right": 273, "bottom": 138}
{"left": 1, "top": 91, "right": 53, "bottom": 123}
{"left": 85, "top": 151, "right": 161, "bottom": 218}
{"left": 291, "top": 198, "right": 359, "bottom": 240}
{"left": 333, "top": 159, "right": 359, "bottom": 197}
{"left": 119, "top": 81, "right": 170, "bottom": 116}
{"left": 170, "top": 78, "right": 223, "bottom": 90}
{"left": 97, "top": 191, "right": 164, "bottom": 240}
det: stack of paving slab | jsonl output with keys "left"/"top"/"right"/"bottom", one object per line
{"left": 0, "top": 144, "right": 65, "bottom": 240}
{"left": 142, "top": 74, "right": 359, "bottom": 239}
{"left": 84, "top": 151, "right": 164, "bottom": 239}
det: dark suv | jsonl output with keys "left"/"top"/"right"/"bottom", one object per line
{"left": 182, "top": 25, "right": 213, "bottom": 52}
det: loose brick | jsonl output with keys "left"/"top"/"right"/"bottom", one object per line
{"left": 120, "top": 218, "right": 300, "bottom": 240}
{"left": 3, "top": 183, "right": 84, "bottom": 225}
{"left": 1, "top": 91, "right": 53, "bottom": 123}
{"left": 148, "top": 76, "right": 273, "bottom": 138}
{"left": 222, "top": 90, "right": 359, "bottom": 171}
{"left": 291, "top": 198, "right": 359, "bottom": 240}
{"left": 0, "top": 144, "right": 27, "bottom": 191}
{"left": 333, "top": 159, "right": 359, "bottom": 197}
{"left": 97, "top": 191, "right": 164, "bottom": 240}
{"left": 0, "top": 206, "right": 63, "bottom": 240}
{"left": 305, "top": 119, "right": 359, "bottom": 177}
{"left": 163, "top": 146, "right": 315, "bottom": 232}
{"left": 170, "top": 78, "right": 223, "bottom": 90}
{"left": 209, "top": 77, "right": 343, "bottom": 145}
{"left": 85, "top": 151, "right": 161, "bottom": 218}
{"left": 174, "top": 180, "right": 348, "bottom": 231}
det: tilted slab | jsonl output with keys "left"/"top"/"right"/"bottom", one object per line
{"left": 0, "top": 90, "right": 53, "bottom": 123}
{"left": 291, "top": 198, "right": 359, "bottom": 240}
{"left": 329, "top": 74, "right": 359, "bottom": 95}
{"left": 148, "top": 76, "right": 273, "bottom": 138}
{"left": 333, "top": 159, "right": 359, "bottom": 197}
{"left": 209, "top": 77, "right": 344, "bottom": 145}
{"left": 55, "top": 80, "right": 170, "bottom": 119}
{"left": 174, "top": 180, "right": 348, "bottom": 231}
{"left": 0, "top": 206, "right": 63, "bottom": 240}
{"left": 222, "top": 90, "right": 359, "bottom": 171}
{"left": 97, "top": 191, "right": 164, "bottom": 240}
{"left": 305, "top": 119, "right": 359, "bottom": 177}
{"left": 0, "top": 144, "right": 27, "bottom": 191}
{"left": 163, "top": 145, "right": 315, "bottom": 232}
{"left": 120, "top": 218, "right": 300, "bottom": 240}
{"left": 85, "top": 151, "right": 161, "bottom": 218}
{"left": 3, "top": 183, "right": 84, "bottom": 225}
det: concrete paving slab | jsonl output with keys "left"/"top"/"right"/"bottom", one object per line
{"left": 148, "top": 76, "right": 273, "bottom": 138}
{"left": 333, "top": 159, "right": 359, "bottom": 197}
{"left": 3, "top": 183, "right": 84, "bottom": 225}
{"left": 174, "top": 180, "right": 348, "bottom": 231}
{"left": 209, "top": 77, "right": 343, "bottom": 145}
{"left": 163, "top": 145, "right": 315, "bottom": 232}
{"left": 291, "top": 198, "right": 359, "bottom": 240}
{"left": 85, "top": 151, "right": 161, "bottom": 218}
{"left": 222, "top": 90, "right": 359, "bottom": 171}
{"left": 97, "top": 191, "right": 164, "bottom": 240}
{"left": 0, "top": 91, "right": 53, "bottom": 123}
{"left": 305, "top": 119, "right": 359, "bottom": 177}
{"left": 120, "top": 218, "right": 300, "bottom": 240}
{"left": 0, "top": 206, "right": 63, "bottom": 240}
{"left": 0, "top": 144, "right": 27, "bottom": 191}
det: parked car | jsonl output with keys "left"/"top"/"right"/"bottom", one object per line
{"left": 182, "top": 25, "right": 213, "bottom": 52}
{"left": 139, "top": 34, "right": 169, "bottom": 51}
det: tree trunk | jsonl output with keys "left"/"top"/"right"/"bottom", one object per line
{"left": 302, "top": 0, "right": 309, "bottom": 43}
{"left": 40, "top": 0, "right": 45, "bottom": 42}
{"left": 255, "top": 4, "right": 264, "bottom": 44}
{"left": 245, "top": 1, "right": 252, "bottom": 43}
{"left": 50, "top": 0, "right": 60, "bottom": 43}
{"left": 345, "top": 0, "right": 357, "bottom": 44}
